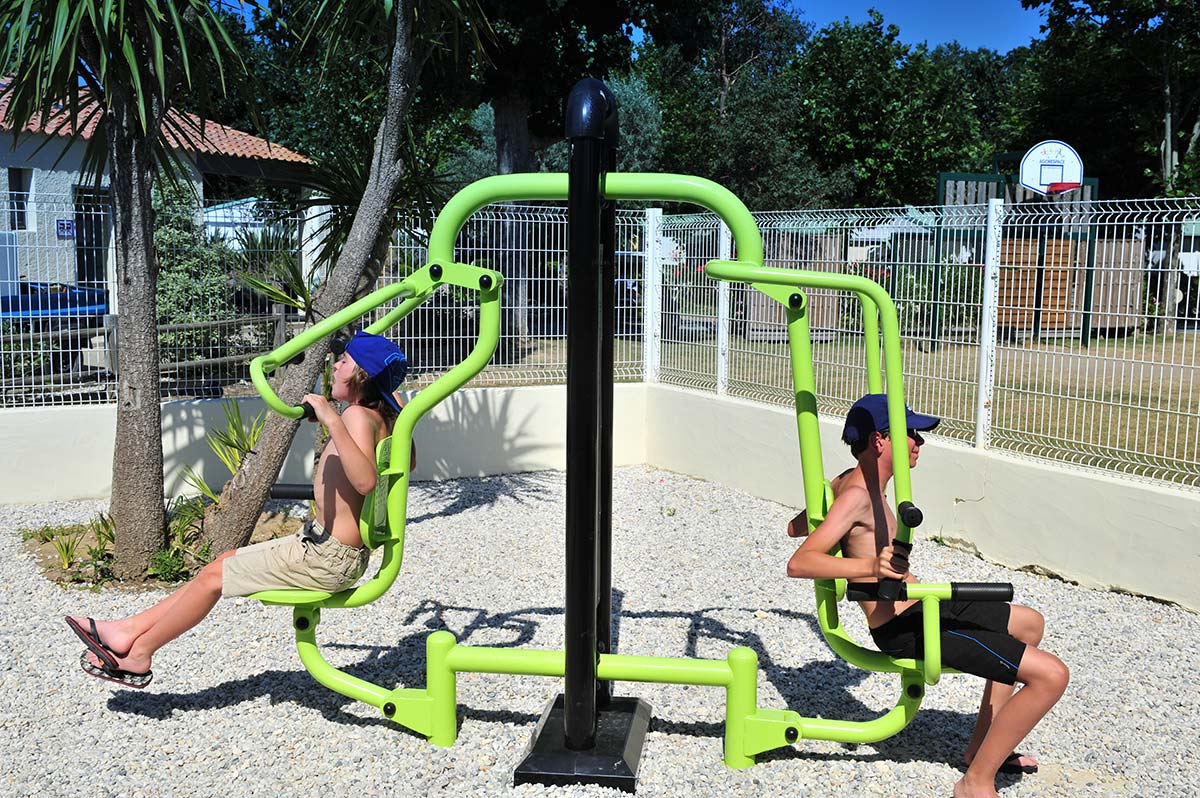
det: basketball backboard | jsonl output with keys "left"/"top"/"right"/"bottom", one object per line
{"left": 1019, "top": 140, "right": 1083, "bottom": 196}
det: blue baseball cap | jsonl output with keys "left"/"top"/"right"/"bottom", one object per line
{"left": 842, "top": 393, "right": 939, "bottom": 445}
{"left": 338, "top": 331, "right": 407, "bottom": 413}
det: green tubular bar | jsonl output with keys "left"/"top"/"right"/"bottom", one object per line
{"left": 426, "top": 172, "right": 764, "bottom": 269}
{"left": 244, "top": 173, "right": 959, "bottom": 768}
{"left": 248, "top": 258, "right": 503, "bottom": 722}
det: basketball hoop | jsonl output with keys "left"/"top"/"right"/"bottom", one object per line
{"left": 1019, "top": 140, "right": 1084, "bottom": 196}
{"left": 1046, "top": 181, "right": 1081, "bottom": 195}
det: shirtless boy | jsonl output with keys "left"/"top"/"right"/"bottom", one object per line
{"left": 66, "top": 331, "right": 409, "bottom": 689}
{"left": 786, "top": 394, "right": 1069, "bottom": 798}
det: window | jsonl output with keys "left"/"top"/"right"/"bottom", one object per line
{"left": 8, "top": 167, "right": 32, "bottom": 231}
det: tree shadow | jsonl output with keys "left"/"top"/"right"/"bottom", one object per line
{"left": 406, "top": 471, "right": 560, "bottom": 525}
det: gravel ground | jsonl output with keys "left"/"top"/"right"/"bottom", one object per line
{"left": 2, "top": 466, "right": 1196, "bottom": 798}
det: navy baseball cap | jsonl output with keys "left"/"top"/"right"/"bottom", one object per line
{"left": 842, "top": 393, "right": 939, "bottom": 445}
{"left": 336, "top": 331, "right": 407, "bottom": 413}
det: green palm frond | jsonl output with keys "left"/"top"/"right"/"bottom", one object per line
{"left": 0, "top": 0, "right": 259, "bottom": 184}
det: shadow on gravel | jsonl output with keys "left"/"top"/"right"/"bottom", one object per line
{"left": 406, "top": 472, "right": 560, "bottom": 526}
{"left": 106, "top": 598, "right": 976, "bottom": 768}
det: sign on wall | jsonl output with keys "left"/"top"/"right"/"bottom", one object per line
{"left": 56, "top": 219, "right": 75, "bottom": 239}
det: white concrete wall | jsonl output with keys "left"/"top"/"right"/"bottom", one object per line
{"left": 0, "top": 398, "right": 316, "bottom": 503}
{"left": 2, "top": 383, "right": 1196, "bottom": 609}
{"left": 644, "top": 385, "right": 1200, "bottom": 611}
{"left": 408, "top": 384, "right": 648, "bottom": 479}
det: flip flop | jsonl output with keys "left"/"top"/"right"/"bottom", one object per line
{"left": 65, "top": 616, "right": 118, "bottom": 670}
{"left": 999, "top": 752, "right": 1038, "bottom": 774}
{"left": 79, "top": 651, "right": 153, "bottom": 689}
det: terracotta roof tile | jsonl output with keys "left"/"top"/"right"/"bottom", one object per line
{"left": 0, "top": 79, "right": 310, "bottom": 165}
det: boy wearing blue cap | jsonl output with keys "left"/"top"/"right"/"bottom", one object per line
{"left": 67, "top": 331, "right": 410, "bottom": 690}
{"left": 787, "top": 394, "right": 1068, "bottom": 798}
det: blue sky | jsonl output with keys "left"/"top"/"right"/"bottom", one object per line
{"left": 796, "top": 0, "right": 1047, "bottom": 53}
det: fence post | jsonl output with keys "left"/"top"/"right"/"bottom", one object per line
{"left": 642, "top": 208, "right": 662, "bottom": 383}
{"left": 300, "top": 196, "right": 329, "bottom": 280}
{"left": 716, "top": 221, "right": 732, "bottom": 395}
{"left": 975, "top": 198, "right": 1004, "bottom": 449}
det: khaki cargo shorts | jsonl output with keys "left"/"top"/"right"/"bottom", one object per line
{"left": 221, "top": 520, "right": 371, "bottom": 597}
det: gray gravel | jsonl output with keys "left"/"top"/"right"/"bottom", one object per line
{"left": 2, "top": 466, "right": 1196, "bottom": 798}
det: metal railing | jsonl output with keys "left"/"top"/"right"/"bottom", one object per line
{"left": 2, "top": 191, "right": 1198, "bottom": 488}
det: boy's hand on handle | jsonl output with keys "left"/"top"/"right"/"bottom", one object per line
{"left": 301, "top": 394, "right": 335, "bottom": 426}
{"left": 874, "top": 544, "right": 910, "bottom": 581}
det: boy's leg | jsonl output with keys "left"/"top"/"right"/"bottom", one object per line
{"left": 955, "top": 646, "right": 1069, "bottom": 798}
{"left": 70, "top": 551, "right": 239, "bottom": 657}
{"left": 83, "top": 557, "right": 227, "bottom": 675}
{"left": 963, "top": 604, "right": 1045, "bottom": 765}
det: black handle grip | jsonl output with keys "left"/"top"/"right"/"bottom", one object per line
{"left": 300, "top": 401, "right": 316, "bottom": 420}
{"left": 875, "top": 539, "right": 912, "bottom": 602}
{"left": 952, "top": 582, "right": 1014, "bottom": 602}
{"left": 898, "top": 500, "right": 923, "bottom": 528}
{"left": 268, "top": 483, "right": 316, "bottom": 500}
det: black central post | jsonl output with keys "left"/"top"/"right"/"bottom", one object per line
{"left": 563, "top": 93, "right": 605, "bottom": 749}
{"left": 514, "top": 78, "right": 649, "bottom": 793}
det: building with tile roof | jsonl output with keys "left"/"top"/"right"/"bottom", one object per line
{"left": 0, "top": 79, "right": 313, "bottom": 294}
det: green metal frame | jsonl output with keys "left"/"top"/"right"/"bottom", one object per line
{"left": 248, "top": 171, "right": 963, "bottom": 770}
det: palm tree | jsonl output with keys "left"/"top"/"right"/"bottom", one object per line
{"left": 201, "top": 0, "right": 487, "bottom": 555}
{"left": 0, "top": 0, "right": 250, "bottom": 578}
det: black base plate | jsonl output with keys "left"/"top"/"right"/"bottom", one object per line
{"left": 513, "top": 694, "right": 652, "bottom": 792}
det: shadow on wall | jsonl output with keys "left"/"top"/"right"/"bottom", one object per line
{"left": 160, "top": 398, "right": 315, "bottom": 499}
{"left": 408, "top": 387, "right": 565, "bottom": 521}
{"left": 414, "top": 387, "right": 562, "bottom": 479}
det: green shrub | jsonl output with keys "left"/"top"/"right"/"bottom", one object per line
{"left": 51, "top": 530, "right": 83, "bottom": 571}
{"left": 148, "top": 496, "right": 213, "bottom": 582}
{"left": 79, "top": 513, "right": 116, "bottom": 583}
{"left": 153, "top": 182, "right": 240, "bottom": 368}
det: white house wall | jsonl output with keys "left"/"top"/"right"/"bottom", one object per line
{"left": 0, "top": 133, "right": 202, "bottom": 289}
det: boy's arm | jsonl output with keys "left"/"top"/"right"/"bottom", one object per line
{"left": 786, "top": 487, "right": 906, "bottom": 581}
{"left": 305, "top": 396, "right": 379, "bottom": 496}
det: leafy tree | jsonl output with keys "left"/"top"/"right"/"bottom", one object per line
{"left": 638, "top": 0, "right": 837, "bottom": 209}
{"left": 792, "top": 11, "right": 996, "bottom": 205}
{"left": 1024, "top": 0, "right": 1200, "bottom": 196}
{"left": 0, "top": 0, "right": 249, "bottom": 577}
{"left": 153, "top": 182, "right": 239, "bottom": 371}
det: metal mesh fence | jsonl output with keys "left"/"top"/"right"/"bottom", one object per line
{"left": 660, "top": 199, "right": 1200, "bottom": 488}
{"left": 990, "top": 198, "right": 1200, "bottom": 485}
{"left": 367, "top": 204, "right": 646, "bottom": 391}
{"left": 2, "top": 193, "right": 116, "bottom": 406}
{"left": 3, "top": 189, "right": 1198, "bottom": 489}
{"left": 658, "top": 213, "right": 720, "bottom": 393}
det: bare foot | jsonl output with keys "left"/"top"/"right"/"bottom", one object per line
{"left": 67, "top": 615, "right": 133, "bottom": 656}
{"left": 953, "top": 776, "right": 999, "bottom": 798}
{"left": 84, "top": 648, "right": 152, "bottom": 675}
{"left": 963, "top": 751, "right": 1039, "bottom": 773}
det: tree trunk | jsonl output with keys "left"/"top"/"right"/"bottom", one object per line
{"left": 493, "top": 93, "right": 537, "bottom": 350}
{"left": 203, "top": 3, "right": 419, "bottom": 555}
{"left": 107, "top": 84, "right": 167, "bottom": 579}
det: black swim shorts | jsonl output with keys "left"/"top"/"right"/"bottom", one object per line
{"left": 868, "top": 600, "right": 1026, "bottom": 685}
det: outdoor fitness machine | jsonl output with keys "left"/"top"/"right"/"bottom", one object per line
{"left": 248, "top": 78, "right": 1014, "bottom": 793}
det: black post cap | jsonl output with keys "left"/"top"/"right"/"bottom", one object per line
{"left": 566, "top": 78, "right": 619, "bottom": 145}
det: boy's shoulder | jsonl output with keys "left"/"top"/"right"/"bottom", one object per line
{"left": 341, "top": 402, "right": 386, "bottom": 435}
{"left": 828, "top": 481, "right": 874, "bottom": 517}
